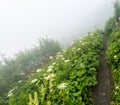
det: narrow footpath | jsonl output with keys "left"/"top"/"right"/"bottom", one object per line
{"left": 92, "top": 36, "right": 113, "bottom": 105}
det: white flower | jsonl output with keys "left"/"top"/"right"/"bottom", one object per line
{"left": 18, "top": 80, "right": 22, "bottom": 83}
{"left": 74, "top": 60, "right": 78, "bottom": 62}
{"left": 36, "top": 69, "right": 42, "bottom": 73}
{"left": 55, "top": 54, "right": 63, "bottom": 58}
{"left": 115, "top": 91, "right": 117, "bottom": 95}
{"left": 63, "top": 49, "right": 67, "bottom": 52}
{"left": 62, "top": 58, "right": 65, "bottom": 60}
{"left": 8, "top": 89, "right": 15, "bottom": 94}
{"left": 44, "top": 73, "right": 55, "bottom": 80}
{"left": 47, "top": 68, "right": 53, "bottom": 72}
{"left": 49, "top": 56, "right": 53, "bottom": 59}
{"left": 48, "top": 66, "right": 53, "bottom": 69}
{"left": 64, "top": 59, "right": 70, "bottom": 63}
{"left": 31, "top": 79, "right": 38, "bottom": 84}
{"left": 52, "top": 62, "right": 56, "bottom": 65}
{"left": 56, "top": 52, "right": 62, "bottom": 55}
{"left": 7, "top": 93, "right": 14, "bottom": 98}
{"left": 116, "top": 86, "right": 119, "bottom": 89}
{"left": 77, "top": 48, "right": 81, "bottom": 51}
{"left": 72, "top": 47, "right": 76, "bottom": 50}
{"left": 20, "top": 72, "right": 25, "bottom": 75}
{"left": 57, "top": 83, "right": 67, "bottom": 90}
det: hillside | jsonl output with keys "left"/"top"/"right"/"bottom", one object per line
{"left": 0, "top": 1, "right": 120, "bottom": 105}
{"left": 7, "top": 33, "right": 103, "bottom": 105}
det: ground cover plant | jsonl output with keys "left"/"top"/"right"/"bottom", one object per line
{"left": 7, "top": 33, "right": 103, "bottom": 105}
{"left": 107, "top": 29, "right": 120, "bottom": 105}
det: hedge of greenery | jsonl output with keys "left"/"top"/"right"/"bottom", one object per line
{"left": 8, "top": 33, "right": 103, "bottom": 105}
{"left": 107, "top": 30, "right": 120, "bottom": 105}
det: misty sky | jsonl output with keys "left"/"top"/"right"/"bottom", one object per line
{"left": 0, "top": 0, "right": 114, "bottom": 57}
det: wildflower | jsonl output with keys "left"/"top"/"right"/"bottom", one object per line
{"left": 57, "top": 52, "right": 62, "bottom": 55}
{"left": 47, "top": 68, "right": 53, "bottom": 72}
{"left": 77, "top": 48, "right": 81, "bottom": 51}
{"left": 114, "top": 55, "right": 117, "bottom": 59}
{"left": 116, "top": 86, "right": 119, "bottom": 90}
{"left": 64, "top": 59, "right": 70, "bottom": 63}
{"left": 74, "top": 60, "right": 78, "bottom": 62}
{"left": 48, "top": 66, "right": 53, "bottom": 69}
{"left": 57, "top": 83, "right": 67, "bottom": 90}
{"left": 115, "top": 91, "right": 117, "bottom": 95}
{"left": 7, "top": 93, "right": 14, "bottom": 98}
{"left": 62, "top": 58, "right": 65, "bottom": 60}
{"left": 49, "top": 56, "right": 54, "bottom": 59}
{"left": 44, "top": 73, "right": 55, "bottom": 80}
{"left": 52, "top": 62, "right": 56, "bottom": 65}
{"left": 43, "top": 73, "right": 47, "bottom": 77}
{"left": 18, "top": 80, "right": 22, "bottom": 83}
{"left": 55, "top": 54, "right": 63, "bottom": 58}
{"left": 31, "top": 79, "right": 38, "bottom": 84}
{"left": 20, "top": 72, "right": 25, "bottom": 75}
{"left": 72, "top": 47, "right": 76, "bottom": 50}
{"left": 8, "top": 89, "right": 14, "bottom": 94}
{"left": 36, "top": 69, "right": 42, "bottom": 73}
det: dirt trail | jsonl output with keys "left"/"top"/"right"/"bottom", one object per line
{"left": 92, "top": 36, "right": 113, "bottom": 105}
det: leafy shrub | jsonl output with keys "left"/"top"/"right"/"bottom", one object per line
{"left": 0, "top": 38, "right": 61, "bottom": 105}
{"left": 8, "top": 33, "right": 103, "bottom": 105}
{"left": 107, "top": 30, "right": 120, "bottom": 104}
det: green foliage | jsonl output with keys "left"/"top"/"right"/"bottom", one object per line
{"left": 104, "top": 0, "right": 120, "bottom": 36}
{"left": 104, "top": 17, "right": 118, "bottom": 36}
{"left": 8, "top": 33, "right": 103, "bottom": 105}
{"left": 0, "top": 38, "right": 61, "bottom": 105}
{"left": 114, "top": 0, "right": 120, "bottom": 22}
{"left": 28, "top": 91, "right": 39, "bottom": 105}
{"left": 107, "top": 30, "right": 120, "bottom": 104}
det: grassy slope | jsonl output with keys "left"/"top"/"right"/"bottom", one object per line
{"left": 107, "top": 30, "right": 120, "bottom": 105}
{"left": 7, "top": 33, "right": 103, "bottom": 105}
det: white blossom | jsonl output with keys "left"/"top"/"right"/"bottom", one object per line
{"left": 77, "top": 48, "right": 81, "bottom": 51}
{"left": 55, "top": 54, "right": 63, "bottom": 58}
{"left": 31, "top": 79, "right": 38, "bottom": 84}
{"left": 7, "top": 93, "right": 14, "bottom": 98}
{"left": 56, "top": 52, "right": 62, "bottom": 55}
{"left": 49, "top": 56, "right": 54, "bottom": 59}
{"left": 8, "top": 89, "right": 15, "bottom": 94}
{"left": 72, "top": 47, "right": 76, "bottom": 50}
{"left": 36, "top": 69, "right": 42, "bottom": 73}
{"left": 116, "top": 86, "right": 119, "bottom": 89}
{"left": 74, "top": 60, "right": 78, "bottom": 62}
{"left": 62, "top": 58, "right": 65, "bottom": 60}
{"left": 57, "top": 83, "right": 67, "bottom": 90}
{"left": 52, "top": 62, "right": 56, "bottom": 65}
{"left": 47, "top": 68, "right": 53, "bottom": 72}
{"left": 64, "top": 59, "right": 70, "bottom": 63}
{"left": 44, "top": 73, "right": 55, "bottom": 80}
{"left": 18, "top": 80, "right": 22, "bottom": 83}
{"left": 48, "top": 66, "right": 53, "bottom": 69}
{"left": 20, "top": 72, "right": 25, "bottom": 75}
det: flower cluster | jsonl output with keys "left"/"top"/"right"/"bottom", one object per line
{"left": 36, "top": 69, "right": 42, "bottom": 73}
{"left": 7, "top": 89, "right": 15, "bottom": 98}
{"left": 31, "top": 79, "right": 38, "bottom": 84}
{"left": 44, "top": 73, "right": 55, "bottom": 80}
{"left": 57, "top": 83, "right": 67, "bottom": 90}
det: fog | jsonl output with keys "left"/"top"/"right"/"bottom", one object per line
{"left": 0, "top": 0, "right": 114, "bottom": 57}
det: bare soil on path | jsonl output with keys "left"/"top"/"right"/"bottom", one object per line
{"left": 92, "top": 36, "right": 113, "bottom": 105}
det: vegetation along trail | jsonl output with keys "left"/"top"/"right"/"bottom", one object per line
{"left": 92, "top": 36, "right": 113, "bottom": 105}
